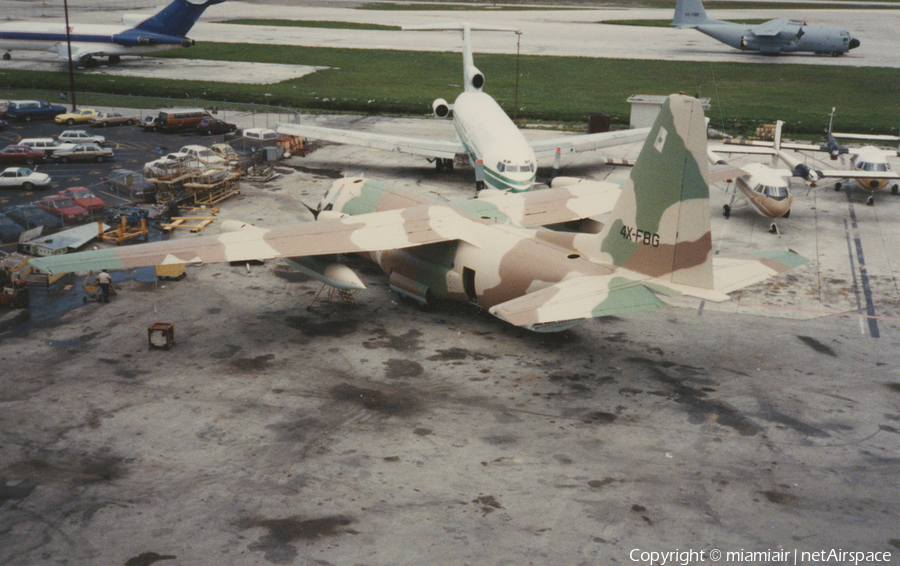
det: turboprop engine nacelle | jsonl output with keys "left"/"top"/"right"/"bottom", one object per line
{"left": 432, "top": 99, "right": 450, "bottom": 119}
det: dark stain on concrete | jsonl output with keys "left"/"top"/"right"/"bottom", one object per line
{"left": 286, "top": 316, "right": 358, "bottom": 338}
{"left": 797, "top": 336, "right": 837, "bottom": 357}
{"left": 330, "top": 383, "right": 419, "bottom": 417}
{"left": 588, "top": 478, "right": 617, "bottom": 489}
{"left": 0, "top": 477, "right": 36, "bottom": 505}
{"left": 413, "top": 428, "right": 432, "bottom": 436}
{"left": 363, "top": 329, "right": 422, "bottom": 351}
{"left": 425, "top": 347, "right": 498, "bottom": 361}
{"left": 760, "top": 490, "right": 798, "bottom": 505}
{"left": 124, "top": 552, "right": 177, "bottom": 566}
{"left": 473, "top": 495, "right": 502, "bottom": 515}
{"left": 272, "top": 268, "right": 310, "bottom": 283}
{"left": 759, "top": 405, "right": 830, "bottom": 438}
{"left": 885, "top": 383, "right": 900, "bottom": 394}
{"left": 481, "top": 435, "right": 517, "bottom": 446}
{"left": 584, "top": 411, "right": 617, "bottom": 424}
{"left": 628, "top": 356, "right": 761, "bottom": 436}
{"left": 211, "top": 344, "right": 242, "bottom": 359}
{"left": 241, "top": 515, "right": 356, "bottom": 564}
{"left": 231, "top": 354, "right": 276, "bottom": 372}
{"left": 384, "top": 358, "right": 424, "bottom": 378}
{"left": 6, "top": 452, "right": 126, "bottom": 485}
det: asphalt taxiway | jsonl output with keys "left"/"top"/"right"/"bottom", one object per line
{"left": 1, "top": 111, "right": 899, "bottom": 565}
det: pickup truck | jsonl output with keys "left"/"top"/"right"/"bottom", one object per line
{"left": 5, "top": 100, "right": 67, "bottom": 122}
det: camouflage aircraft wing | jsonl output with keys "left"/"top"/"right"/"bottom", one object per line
{"left": 275, "top": 123, "right": 464, "bottom": 160}
{"left": 489, "top": 273, "right": 669, "bottom": 330}
{"left": 530, "top": 127, "right": 651, "bottom": 159}
{"left": 28, "top": 204, "right": 482, "bottom": 276}
{"left": 463, "top": 179, "right": 622, "bottom": 226}
{"left": 490, "top": 249, "right": 807, "bottom": 329}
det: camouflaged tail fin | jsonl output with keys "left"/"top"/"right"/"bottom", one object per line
{"left": 598, "top": 95, "right": 714, "bottom": 290}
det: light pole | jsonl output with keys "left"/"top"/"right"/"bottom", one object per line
{"left": 63, "top": 0, "right": 77, "bottom": 111}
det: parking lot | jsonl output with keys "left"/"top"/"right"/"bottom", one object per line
{"left": 0, "top": 109, "right": 273, "bottom": 247}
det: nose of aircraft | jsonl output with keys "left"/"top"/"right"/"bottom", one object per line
{"left": 849, "top": 38, "right": 861, "bottom": 50}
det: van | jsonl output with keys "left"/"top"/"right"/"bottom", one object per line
{"left": 20, "top": 138, "right": 76, "bottom": 155}
{"left": 157, "top": 108, "right": 211, "bottom": 132}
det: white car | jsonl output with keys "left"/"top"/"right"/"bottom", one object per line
{"left": 143, "top": 152, "right": 201, "bottom": 178}
{"left": 19, "top": 138, "right": 77, "bottom": 156}
{"left": 178, "top": 145, "right": 225, "bottom": 167}
{"left": 0, "top": 167, "right": 51, "bottom": 190}
{"left": 58, "top": 130, "right": 106, "bottom": 145}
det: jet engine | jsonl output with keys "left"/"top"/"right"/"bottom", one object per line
{"left": 791, "top": 163, "right": 822, "bottom": 183}
{"left": 432, "top": 99, "right": 450, "bottom": 119}
{"left": 181, "top": 37, "right": 196, "bottom": 47}
{"left": 466, "top": 66, "right": 485, "bottom": 91}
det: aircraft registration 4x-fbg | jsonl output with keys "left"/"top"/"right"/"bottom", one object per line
{"left": 30, "top": 95, "right": 806, "bottom": 333}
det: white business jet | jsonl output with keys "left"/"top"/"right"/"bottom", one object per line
{"left": 276, "top": 23, "right": 649, "bottom": 193}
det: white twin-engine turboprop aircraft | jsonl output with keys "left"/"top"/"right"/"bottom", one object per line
{"left": 276, "top": 23, "right": 650, "bottom": 194}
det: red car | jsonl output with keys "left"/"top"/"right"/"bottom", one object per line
{"left": 197, "top": 118, "right": 237, "bottom": 136}
{"left": 33, "top": 195, "right": 90, "bottom": 224}
{"left": 0, "top": 145, "right": 46, "bottom": 166}
{"left": 58, "top": 186, "right": 106, "bottom": 213}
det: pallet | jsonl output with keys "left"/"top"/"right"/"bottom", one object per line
{"left": 160, "top": 217, "right": 216, "bottom": 233}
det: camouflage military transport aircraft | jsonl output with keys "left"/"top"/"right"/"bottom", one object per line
{"left": 29, "top": 95, "right": 806, "bottom": 332}
{"left": 276, "top": 24, "right": 650, "bottom": 194}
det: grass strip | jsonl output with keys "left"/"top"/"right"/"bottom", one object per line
{"left": 2, "top": 42, "right": 897, "bottom": 136}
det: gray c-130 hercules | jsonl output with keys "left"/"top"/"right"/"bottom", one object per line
{"left": 673, "top": 0, "right": 859, "bottom": 56}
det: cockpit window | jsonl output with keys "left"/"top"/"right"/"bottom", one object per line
{"left": 756, "top": 185, "right": 789, "bottom": 200}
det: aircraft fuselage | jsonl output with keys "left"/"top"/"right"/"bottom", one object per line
{"left": 0, "top": 22, "right": 189, "bottom": 59}
{"left": 694, "top": 22, "right": 857, "bottom": 55}
{"left": 452, "top": 91, "right": 537, "bottom": 193}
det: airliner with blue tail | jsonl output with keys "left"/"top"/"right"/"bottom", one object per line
{"left": 0, "top": 0, "right": 225, "bottom": 67}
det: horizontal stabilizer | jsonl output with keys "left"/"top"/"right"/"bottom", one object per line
{"left": 489, "top": 274, "right": 668, "bottom": 329}
{"left": 712, "top": 250, "right": 807, "bottom": 294}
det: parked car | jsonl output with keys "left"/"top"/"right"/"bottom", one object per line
{"left": 144, "top": 152, "right": 201, "bottom": 178}
{"left": 57, "top": 130, "right": 106, "bottom": 145}
{"left": 242, "top": 128, "right": 279, "bottom": 148}
{"left": 20, "top": 138, "right": 77, "bottom": 157}
{"left": 197, "top": 118, "right": 237, "bottom": 136}
{"left": 0, "top": 145, "right": 46, "bottom": 166}
{"left": 2, "top": 204, "right": 63, "bottom": 231}
{"left": 210, "top": 143, "right": 239, "bottom": 161}
{"left": 54, "top": 108, "right": 100, "bottom": 125}
{"left": 33, "top": 195, "right": 90, "bottom": 223}
{"left": 178, "top": 145, "right": 225, "bottom": 167}
{"left": 0, "top": 212, "right": 26, "bottom": 243}
{"left": 104, "top": 167, "right": 156, "bottom": 203}
{"left": 58, "top": 186, "right": 106, "bottom": 213}
{"left": 89, "top": 111, "right": 138, "bottom": 127}
{"left": 0, "top": 167, "right": 52, "bottom": 190}
{"left": 139, "top": 115, "right": 159, "bottom": 132}
{"left": 5, "top": 100, "right": 67, "bottom": 122}
{"left": 0, "top": 119, "right": 6, "bottom": 130}
{"left": 53, "top": 143, "right": 115, "bottom": 163}
{"left": 0, "top": 101, "right": 9, "bottom": 116}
